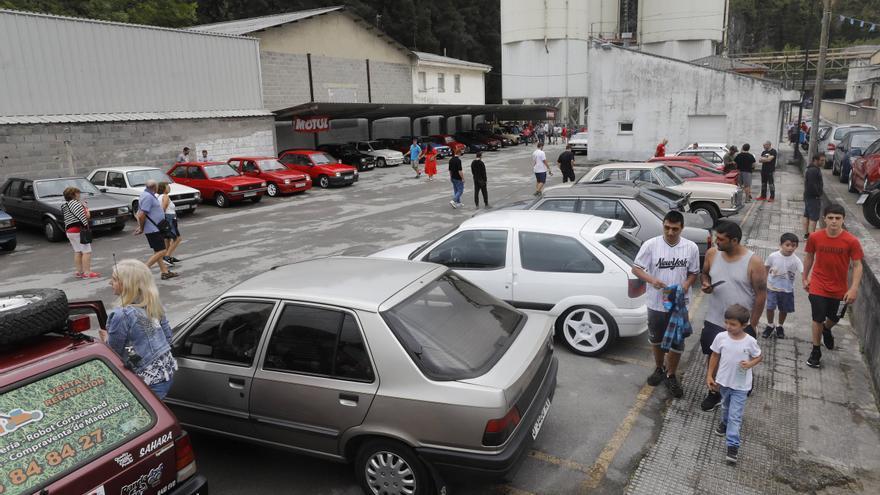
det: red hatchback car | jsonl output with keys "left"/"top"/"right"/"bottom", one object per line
{"left": 0, "top": 289, "right": 207, "bottom": 495}
{"left": 848, "top": 139, "right": 880, "bottom": 194}
{"left": 430, "top": 135, "right": 466, "bottom": 155}
{"left": 168, "top": 162, "right": 267, "bottom": 208}
{"left": 654, "top": 160, "right": 738, "bottom": 185}
{"left": 227, "top": 157, "right": 312, "bottom": 197}
{"left": 278, "top": 150, "right": 358, "bottom": 188}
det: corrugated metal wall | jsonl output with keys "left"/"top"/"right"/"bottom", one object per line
{"left": 0, "top": 10, "right": 264, "bottom": 117}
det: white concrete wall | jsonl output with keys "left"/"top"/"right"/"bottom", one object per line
{"left": 587, "top": 46, "right": 799, "bottom": 161}
{"left": 501, "top": 0, "right": 618, "bottom": 43}
{"left": 640, "top": 40, "right": 715, "bottom": 62}
{"left": 412, "top": 65, "right": 486, "bottom": 105}
{"left": 846, "top": 63, "right": 880, "bottom": 104}
{"left": 502, "top": 38, "right": 590, "bottom": 100}
{"left": 638, "top": 0, "right": 725, "bottom": 45}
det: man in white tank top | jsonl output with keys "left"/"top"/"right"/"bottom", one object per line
{"left": 698, "top": 221, "right": 767, "bottom": 412}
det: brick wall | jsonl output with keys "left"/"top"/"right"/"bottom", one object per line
{"left": 260, "top": 51, "right": 312, "bottom": 111}
{"left": 311, "top": 56, "right": 369, "bottom": 103}
{"left": 369, "top": 61, "right": 413, "bottom": 104}
{"left": 0, "top": 116, "right": 276, "bottom": 183}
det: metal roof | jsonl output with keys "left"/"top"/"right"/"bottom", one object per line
{"left": 190, "top": 6, "right": 343, "bottom": 35}
{"left": 0, "top": 109, "right": 273, "bottom": 125}
{"left": 692, "top": 55, "right": 768, "bottom": 72}
{"left": 274, "top": 102, "right": 557, "bottom": 122}
{"left": 413, "top": 51, "right": 492, "bottom": 71}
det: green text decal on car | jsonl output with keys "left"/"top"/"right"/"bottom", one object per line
{"left": 0, "top": 359, "right": 154, "bottom": 495}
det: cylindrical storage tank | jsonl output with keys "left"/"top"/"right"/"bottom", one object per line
{"left": 638, "top": 0, "right": 726, "bottom": 61}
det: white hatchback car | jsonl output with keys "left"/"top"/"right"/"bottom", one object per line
{"left": 87, "top": 166, "right": 201, "bottom": 215}
{"left": 568, "top": 132, "right": 589, "bottom": 154}
{"left": 372, "top": 210, "right": 647, "bottom": 356}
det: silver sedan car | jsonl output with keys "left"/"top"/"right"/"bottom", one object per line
{"left": 166, "top": 257, "right": 557, "bottom": 495}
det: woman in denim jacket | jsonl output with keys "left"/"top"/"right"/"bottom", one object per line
{"left": 105, "top": 259, "right": 177, "bottom": 398}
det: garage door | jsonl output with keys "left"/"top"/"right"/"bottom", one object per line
{"left": 688, "top": 115, "right": 727, "bottom": 143}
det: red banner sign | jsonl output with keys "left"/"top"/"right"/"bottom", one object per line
{"left": 293, "top": 116, "right": 330, "bottom": 133}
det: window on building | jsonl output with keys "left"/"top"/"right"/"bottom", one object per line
{"left": 418, "top": 72, "right": 427, "bottom": 92}
{"left": 619, "top": 122, "right": 634, "bottom": 134}
{"left": 454, "top": 74, "right": 461, "bottom": 93}
{"left": 438, "top": 73, "right": 445, "bottom": 93}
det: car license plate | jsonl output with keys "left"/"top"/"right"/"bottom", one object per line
{"left": 857, "top": 194, "right": 869, "bottom": 205}
{"left": 92, "top": 218, "right": 114, "bottom": 226}
{"left": 243, "top": 191, "right": 256, "bottom": 197}
{"left": 344, "top": 175, "right": 353, "bottom": 180}
{"left": 176, "top": 204, "right": 190, "bottom": 210}
{"left": 531, "top": 398, "right": 551, "bottom": 440}
{"left": 295, "top": 182, "right": 306, "bottom": 187}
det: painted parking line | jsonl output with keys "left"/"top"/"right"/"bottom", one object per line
{"left": 529, "top": 449, "right": 591, "bottom": 474}
{"left": 600, "top": 355, "right": 656, "bottom": 368}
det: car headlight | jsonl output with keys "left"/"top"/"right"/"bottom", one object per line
{"left": 360, "top": 158, "right": 366, "bottom": 163}
{"left": 0, "top": 219, "right": 12, "bottom": 229}
{"left": 261, "top": 182, "right": 266, "bottom": 187}
{"left": 284, "top": 179, "right": 291, "bottom": 184}
{"left": 118, "top": 207, "right": 129, "bottom": 214}
{"left": 335, "top": 172, "right": 341, "bottom": 177}
{"left": 354, "top": 170, "right": 359, "bottom": 175}
{"left": 195, "top": 192, "right": 201, "bottom": 199}
{"left": 233, "top": 186, "right": 240, "bottom": 191}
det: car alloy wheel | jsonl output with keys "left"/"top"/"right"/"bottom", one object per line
{"left": 318, "top": 175, "right": 330, "bottom": 188}
{"left": 43, "top": 219, "right": 62, "bottom": 242}
{"left": 556, "top": 306, "right": 618, "bottom": 356}
{"left": 377, "top": 158, "right": 386, "bottom": 168}
{"left": 215, "top": 193, "right": 228, "bottom": 208}
{"left": 365, "top": 451, "right": 416, "bottom": 495}
{"left": 267, "top": 183, "right": 278, "bottom": 197}
{"left": 131, "top": 200, "right": 139, "bottom": 218}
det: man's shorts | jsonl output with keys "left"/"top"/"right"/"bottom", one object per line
{"left": 766, "top": 290, "right": 795, "bottom": 313}
{"left": 808, "top": 294, "right": 842, "bottom": 323}
{"left": 647, "top": 309, "right": 685, "bottom": 352}
{"left": 700, "top": 320, "right": 757, "bottom": 355}
{"left": 66, "top": 232, "right": 92, "bottom": 253}
{"left": 145, "top": 232, "right": 166, "bottom": 252}
{"left": 535, "top": 172, "right": 547, "bottom": 183}
{"left": 804, "top": 197, "right": 821, "bottom": 221}
{"left": 738, "top": 171, "right": 752, "bottom": 187}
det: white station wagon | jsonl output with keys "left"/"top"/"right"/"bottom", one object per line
{"left": 372, "top": 210, "right": 648, "bottom": 356}
{"left": 87, "top": 166, "right": 201, "bottom": 215}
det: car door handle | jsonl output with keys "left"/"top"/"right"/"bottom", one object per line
{"left": 339, "top": 393, "right": 359, "bottom": 407}
{"left": 228, "top": 377, "right": 246, "bottom": 390}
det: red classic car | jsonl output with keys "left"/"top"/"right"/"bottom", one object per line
{"left": 168, "top": 161, "right": 267, "bottom": 208}
{"left": 648, "top": 155, "right": 724, "bottom": 171}
{"left": 430, "top": 134, "right": 467, "bottom": 155}
{"left": 227, "top": 156, "right": 312, "bottom": 197}
{"left": 849, "top": 140, "right": 880, "bottom": 194}
{"left": 653, "top": 160, "right": 738, "bottom": 185}
{"left": 278, "top": 150, "right": 358, "bottom": 188}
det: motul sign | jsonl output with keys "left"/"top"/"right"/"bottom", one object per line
{"left": 293, "top": 116, "right": 330, "bottom": 133}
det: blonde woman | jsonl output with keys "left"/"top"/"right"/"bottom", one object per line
{"left": 157, "top": 182, "right": 182, "bottom": 265}
{"left": 105, "top": 259, "right": 177, "bottom": 398}
{"left": 61, "top": 186, "right": 99, "bottom": 278}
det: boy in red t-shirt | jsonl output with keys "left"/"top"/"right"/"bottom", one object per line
{"left": 803, "top": 204, "right": 864, "bottom": 368}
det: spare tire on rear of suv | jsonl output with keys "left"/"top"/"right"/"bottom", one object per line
{"left": 0, "top": 289, "right": 69, "bottom": 345}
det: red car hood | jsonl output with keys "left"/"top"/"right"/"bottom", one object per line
{"left": 319, "top": 163, "right": 357, "bottom": 173}
{"left": 220, "top": 175, "right": 265, "bottom": 186}
{"left": 263, "top": 169, "right": 308, "bottom": 181}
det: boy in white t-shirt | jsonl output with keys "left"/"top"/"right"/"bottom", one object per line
{"left": 531, "top": 142, "right": 551, "bottom": 196}
{"left": 762, "top": 233, "right": 804, "bottom": 339}
{"left": 707, "top": 304, "right": 763, "bottom": 464}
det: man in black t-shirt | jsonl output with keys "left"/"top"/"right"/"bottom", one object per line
{"left": 734, "top": 143, "right": 756, "bottom": 201}
{"left": 471, "top": 151, "right": 488, "bottom": 208}
{"left": 448, "top": 149, "right": 464, "bottom": 209}
{"left": 758, "top": 141, "right": 778, "bottom": 202}
{"left": 557, "top": 144, "right": 576, "bottom": 183}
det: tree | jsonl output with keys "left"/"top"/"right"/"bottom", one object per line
{"left": 0, "top": 0, "right": 198, "bottom": 27}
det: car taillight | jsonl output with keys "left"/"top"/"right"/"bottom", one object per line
{"left": 175, "top": 431, "right": 197, "bottom": 483}
{"left": 827, "top": 143, "right": 836, "bottom": 151}
{"left": 628, "top": 278, "right": 646, "bottom": 298}
{"left": 483, "top": 407, "right": 521, "bottom": 446}
{"left": 68, "top": 315, "right": 91, "bottom": 332}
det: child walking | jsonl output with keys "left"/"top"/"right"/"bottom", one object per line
{"left": 707, "top": 304, "right": 763, "bottom": 464}
{"left": 762, "top": 233, "right": 803, "bottom": 339}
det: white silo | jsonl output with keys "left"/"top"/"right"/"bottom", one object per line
{"left": 637, "top": 0, "right": 728, "bottom": 61}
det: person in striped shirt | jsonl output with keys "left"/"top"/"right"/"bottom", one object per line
{"left": 61, "top": 186, "right": 99, "bottom": 278}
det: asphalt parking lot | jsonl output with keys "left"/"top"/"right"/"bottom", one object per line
{"left": 0, "top": 143, "right": 739, "bottom": 494}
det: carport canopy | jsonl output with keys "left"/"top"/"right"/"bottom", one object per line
{"left": 273, "top": 102, "right": 557, "bottom": 122}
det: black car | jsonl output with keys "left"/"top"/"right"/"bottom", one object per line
{"left": 316, "top": 144, "right": 376, "bottom": 171}
{"left": 456, "top": 131, "right": 500, "bottom": 151}
{"left": 451, "top": 133, "right": 488, "bottom": 153}
{"left": 0, "top": 208, "right": 15, "bottom": 251}
{"left": 0, "top": 177, "right": 129, "bottom": 242}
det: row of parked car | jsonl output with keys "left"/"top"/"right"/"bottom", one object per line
{"left": 822, "top": 125, "right": 880, "bottom": 228}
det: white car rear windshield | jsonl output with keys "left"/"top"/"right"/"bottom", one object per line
{"left": 0, "top": 359, "right": 154, "bottom": 495}
{"left": 382, "top": 273, "right": 524, "bottom": 381}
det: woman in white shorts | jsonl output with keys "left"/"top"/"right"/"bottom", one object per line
{"left": 61, "top": 186, "right": 99, "bottom": 278}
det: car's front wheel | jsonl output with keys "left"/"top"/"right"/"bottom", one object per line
{"left": 214, "top": 193, "right": 229, "bottom": 208}
{"left": 318, "top": 175, "right": 330, "bottom": 188}
{"left": 131, "top": 200, "right": 139, "bottom": 218}
{"left": 355, "top": 439, "right": 432, "bottom": 495}
{"left": 832, "top": 160, "right": 840, "bottom": 176}
{"left": 43, "top": 219, "right": 63, "bottom": 242}
{"left": 849, "top": 172, "right": 858, "bottom": 193}
{"left": 863, "top": 193, "right": 880, "bottom": 228}
{"left": 266, "top": 183, "right": 279, "bottom": 197}
{"left": 690, "top": 202, "right": 719, "bottom": 226}
{"left": 377, "top": 157, "right": 386, "bottom": 168}
{"left": 0, "top": 240, "right": 16, "bottom": 252}
{"left": 555, "top": 305, "right": 619, "bottom": 356}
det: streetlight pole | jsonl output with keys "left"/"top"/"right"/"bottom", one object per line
{"left": 793, "top": 0, "right": 816, "bottom": 163}
{"left": 808, "top": 0, "right": 833, "bottom": 160}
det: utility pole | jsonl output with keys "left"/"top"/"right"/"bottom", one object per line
{"left": 793, "top": 0, "right": 815, "bottom": 163}
{"left": 808, "top": 0, "right": 832, "bottom": 160}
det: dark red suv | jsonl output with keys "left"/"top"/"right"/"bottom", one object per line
{"left": 0, "top": 289, "right": 208, "bottom": 495}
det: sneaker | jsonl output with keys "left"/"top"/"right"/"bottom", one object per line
{"left": 533, "top": 191, "right": 541, "bottom": 197}
{"left": 450, "top": 200, "right": 458, "bottom": 209}
{"left": 726, "top": 446, "right": 739, "bottom": 464}
{"left": 170, "top": 256, "right": 182, "bottom": 263}
{"left": 456, "top": 202, "right": 464, "bottom": 208}
{"left": 74, "top": 272, "right": 84, "bottom": 278}
{"left": 665, "top": 374, "right": 684, "bottom": 399}
{"left": 161, "top": 271, "right": 179, "bottom": 280}
{"left": 715, "top": 421, "right": 727, "bottom": 437}
{"left": 768, "top": 197, "right": 775, "bottom": 203}
{"left": 806, "top": 346, "right": 822, "bottom": 368}
{"left": 756, "top": 196, "right": 766, "bottom": 201}
{"left": 82, "top": 272, "right": 100, "bottom": 279}
{"left": 646, "top": 366, "right": 666, "bottom": 386}
{"left": 762, "top": 325, "right": 774, "bottom": 338}
{"left": 776, "top": 326, "right": 785, "bottom": 339}
{"left": 163, "top": 256, "right": 175, "bottom": 266}
{"left": 822, "top": 328, "right": 835, "bottom": 350}
{"left": 701, "top": 390, "right": 722, "bottom": 411}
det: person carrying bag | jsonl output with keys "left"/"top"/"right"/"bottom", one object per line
{"left": 61, "top": 186, "right": 99, "bottom": 278}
